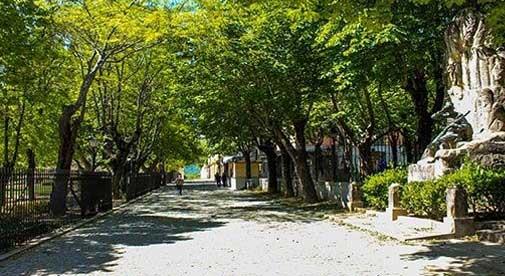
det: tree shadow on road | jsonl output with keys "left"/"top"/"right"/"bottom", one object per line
{"left": 0, "top": 186, "right": 344, "bottom": 275}
{"left": 205, "top": 190, "right": 345, "bottom": 223}
{"left": 0, "top": 192, "right": 226, "bottom": 276}
{"left": 142, "top": 187, "right": 345, "bottom": 224}
{"left": 402, "top": 241, "right": 505, "bottom": 275}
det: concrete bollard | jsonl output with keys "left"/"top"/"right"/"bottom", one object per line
{"left": 385, "top": 183, "right": 407, "bottom": 221}
{"left": 443, "top": 186, "right": 475, "bottom": 237}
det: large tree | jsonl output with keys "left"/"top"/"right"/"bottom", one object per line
{"left": 48, "top": 0, "right": 167, "bottom": 215}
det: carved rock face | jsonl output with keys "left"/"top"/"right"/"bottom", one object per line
{"left": 409, "top": 9, "right": 505, "bottom": 182}
{"left": 445, "top": 9, "right": 505, "bottom": 138}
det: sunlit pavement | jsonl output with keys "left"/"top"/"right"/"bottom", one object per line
{"left": 0, "top": 185, "right": 503, "bottom": 276}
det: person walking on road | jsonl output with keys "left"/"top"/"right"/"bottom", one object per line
{"left": 175, "top": 174, "right": 184, "bottom": 195}
{"left": 214, "top": 172, "right": 221, "bottom": 187}
{"left": 221, "top": 171, "right": 227, "bottom": 187}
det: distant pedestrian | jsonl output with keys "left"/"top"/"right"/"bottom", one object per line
{"left": 221, "top": 171, "right": 227, "bottom": 187}
{"left": 175, "top": 174, "right": 184, "bottom": 195}
{"left": 215, "top": 172, "right": 221, "bottom": 187}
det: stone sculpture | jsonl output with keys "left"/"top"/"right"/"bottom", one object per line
{"left": 409, "top": 9, "right": 505, "bottom": 182}
{"left": 422, "top": 102, "right": 473, "bottom": 160}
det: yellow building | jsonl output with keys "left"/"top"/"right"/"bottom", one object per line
{"left": 201, "top": 155, "right": 222, "bottom": 180}
{"left": 224, "top": 156, "right": 261, "bottom": 190}
{"left": 202, "top": 153, "right": 263, "bottom": 189}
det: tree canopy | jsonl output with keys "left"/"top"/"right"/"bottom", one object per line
{"left": 1, "top": 0, "right": 504, "bottom": 201}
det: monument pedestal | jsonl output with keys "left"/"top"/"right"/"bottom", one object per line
{"left": 347, "top": 182, "right": 364, "bottom": 212}
{"left": 385, "top": 207, "right": 407, "bottom": 221}
{"left": 348, "top": 200, "right": 364, "bottom": 212}
{"left": 409, "top": 132, "right": 505, "bottom": 182}
{"left": 408, "top": 160, "right": 451, "bottom": 182}
{"left": 444, "top": 187, "right": 475, "bottom": 237}
{"left": 443, "top": 216, "right": 475, "bottom": 238}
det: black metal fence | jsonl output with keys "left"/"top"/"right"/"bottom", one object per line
{"left": 126, "top": 173, "right": 162, "bottom": 201}
{"left": 303, "top": 132, "right": 409, "bottom": 184}
{"left": 0, "top": 168, "right": 164, "bottom": 251}
{"left": 0, "top": 168, "right": 68, "bottom": 250}
{"left": 69, "top": 172, "right": 113, "bottom": 217}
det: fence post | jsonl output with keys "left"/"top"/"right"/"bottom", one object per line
{"left": 0, "top": 168, "right": 5, "bottom": 208}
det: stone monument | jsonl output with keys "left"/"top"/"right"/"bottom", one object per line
{"left": 347, "top": 182, "right": 364, "bottom": 211}
{"left": 443, "top": 187, "right": 475, "bottom": 237}
{"left": 385, "top": 183, "right": 407, "bottom": 221}
{"left": 409, "top": 8, "right": 505, "bottom": 182}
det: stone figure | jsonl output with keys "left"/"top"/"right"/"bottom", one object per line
{"left": 489, "top": 87, "right": 505, "bottom": 132}
{"left": 409, "top": 8, "right": 505, "bottom": 182}
{"left": 422, "top": 102, "right": 473, "bottom": 160}
{"left": 443, "top": 9, "right": 505, "bottom": 137}
{"left": 447, "top": 60, "right": 463, "bottom": 88}
{"left": 492, "top": 51, "right": 505, "bottom": 86}
{"left": 445, "top": 21, "right": 464, "bottom": 89}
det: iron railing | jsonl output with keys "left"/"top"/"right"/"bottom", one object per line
{"left": 0, "top": 168, "right": 68, "bottom": 250}
{"left": 126, "top": 173, "right": 162, "bottom": 201}
{"left": 0, "top": 168, "right": 164, "bottom": 251}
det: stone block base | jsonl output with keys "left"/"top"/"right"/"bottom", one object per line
{"left": 385, "top": 207, "right": 407, "bottom": 221}
{"left": 444, "top": 216, "right": 475, "bottom": 238}
{"left": 348, "top": 200, "right": 363, "bottom": 212}
{"left": 408, "top": 160, "right": 452, "bottom": 182}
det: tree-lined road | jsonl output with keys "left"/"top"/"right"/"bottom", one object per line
{"left": 0, "top": 186, "right": 503, "bottom": 276}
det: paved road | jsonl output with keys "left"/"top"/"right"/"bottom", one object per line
{"left": 0, "top": 185, "right": 503, "bottom": 276}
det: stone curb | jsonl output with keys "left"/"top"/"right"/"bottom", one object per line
{"left": 0, "top": 187, "right": 160, "bottom": 263}
{"left": 325, "top": 214, "right": 456, "bottom": 242}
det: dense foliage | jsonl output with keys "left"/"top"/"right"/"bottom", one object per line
{"left": 1, "top": 0, "right": 504, "bottom": 203}
{"left": 402, "top": 163, "right": 505, "bottom": 220}
{"left": 362, "top": 168, "right": 408, "bottom": 210}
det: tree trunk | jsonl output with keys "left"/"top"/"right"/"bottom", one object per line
{"left": 265, "top": 150, "right": 278, "bottom": 194}
{"left": 358, "top": 140, "right": 374, "bottom": 178}
{"left": 243, "top": 150, "right": 251, "bottom": 188}
{"left": 27, "top": 149, "right": 36, "bottom": 200}
{"left": 388, "top": 132, "right": 399, "bottom": 168}
{"left": 112, "top": 165, "right": 126, "bottom": 200}
{"left": 331, "top": 137, "right": 337, "bottom": 182}
{"left": 314, "top": 142, "right": 321, "bottom": 182}
{"left": 293, "top": 120, "right": 318, "bottom": 203}
{"left": 339, "top": 134, "right": 353, "bottom": 182}
{"left": 272, "top": 121, "right": 317, "bottom": 202}
{"left": 50, "top": 105, "right": 79, "bottom": 216}
{"left": 3, "top": 111, "right": 9, "bottom": 167}
{"left": 404, "top": 71, "right": 435, "bottom": 161}
{"left": 1, "top": 111, "right": 8, "bottom": 207}
{"left": 50, "top": 56, "right": 105, "bottom": 216}
{"left": 280, "top": 146, "right": 294, "bottom": 197}
{"left": 258, "top": 140, "right": 278, "bottom": 193}
{"left": 0, "top": 167, "right": 8, "bottom": 207}
{"left": 402, "top": 130, "right": 415, "bottom": 163}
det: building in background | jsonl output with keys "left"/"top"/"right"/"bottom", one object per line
{"left": 223, "top": 153, "right": 261, "bottom": 190}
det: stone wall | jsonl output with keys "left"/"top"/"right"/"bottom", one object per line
{"left": 313, "top": 181, "right": 349, "bottom": 206}
{"left": 258, "top": 179, "right": 353, "bottom": 208}
{"left": 230, "top": 177, "right": 260, "bottom": 190}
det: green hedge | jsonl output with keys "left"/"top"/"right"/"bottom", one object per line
{"left": 402, "top": 162, "right": 505, "bottom": 220}
{"left": 362, "top": 168, "right": 407, "bottom": 210}
{"left": 401, "top": 180, "right": 448, "bottom": 220}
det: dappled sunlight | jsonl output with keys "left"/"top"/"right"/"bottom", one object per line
{"left": 2, "top": 186, "right": 503, "bottom": 276}
{"left": 403, "top": 241, "right": 505, "bottom": 275}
